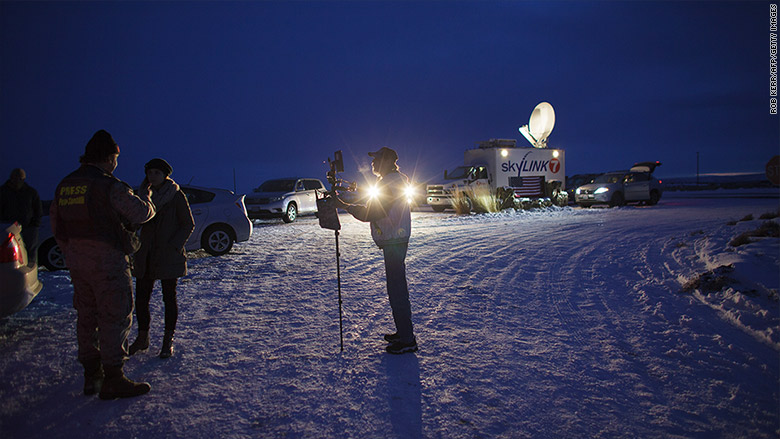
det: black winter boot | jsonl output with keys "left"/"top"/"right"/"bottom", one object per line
{"left": 82, "top": 359, "right": 104, "bottom": 396}
{"left": 129, "top": 330, "right": 150, "bottom": 355}
{"left": 159, "top": 330, "right": 174, "bottom": 359}
{"left": 98, "top": 365, "right": 151, "bottom": 400}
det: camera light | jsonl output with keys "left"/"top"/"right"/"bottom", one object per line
{"left": 367, "top": 184, "right": 380, "bottom": 200}
{"left": 404, "top": 184, "right": 416, "bottom": 204}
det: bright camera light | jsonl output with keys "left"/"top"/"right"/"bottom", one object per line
{"left": 404, "top": 184, "right": 416, "bottom": 204}
{"left": 367, "top": 185, "right": 380, "bottom": 199}
{"left": 594, "top": 187, "right": 609, "bottom": 194}
{"left": 500, "top": 149, "right": 509, "bottom": 158}
{"left": 552, "top": 150, "right": 559, "bottom": 158}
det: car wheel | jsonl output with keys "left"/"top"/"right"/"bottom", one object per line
{"left": 202, "top": 225, "right": 234, "bottom": 256}
{"left": 578, "top": 203, "right": 589, "bottom": 208}
{"left": 282, "top": 202, "right": 297, "bottom": 223}
{"left": 609, "top": 192, "right": 625, "bottom": 207}
{"left": 648, "top": 190, "right": 660, "bottom": 205}
{"left": 39, "top": 238, "right": 66, "bottom": 271}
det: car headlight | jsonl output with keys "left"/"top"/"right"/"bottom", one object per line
{"left": 575, "top": 188, "right": 581, "bottom": 195}
{"left": 270, "top": 196, "right": 284, "bottom": 202}
{"left": 594, "top": 187, "right": 609, "bottom": 194}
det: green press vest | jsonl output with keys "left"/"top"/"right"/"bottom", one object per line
{"left": 54, "top": 165, "right": 140, "bottom": 254}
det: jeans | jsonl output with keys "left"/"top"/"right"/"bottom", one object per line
{"left": 135, "top": 278, "right": 178, "bottom": 332}
{"left": 382, "top": 243, "right": 414, "bottom": 343}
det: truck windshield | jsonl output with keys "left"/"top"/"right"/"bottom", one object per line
{"left": 255, "top": 179, "right": 296, "bottom": 192}
{"left": 446, "top": 166, "right": 472, "bottom": 180}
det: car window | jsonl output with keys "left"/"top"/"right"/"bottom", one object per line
{"left": 593, "top": 173, "right": 624, "bottom": 184}
{"left": 182, "top": 187, "right": 215, "bottom": 205}
{"left": 304, "top": 179, "right": 324, "bottom": 190}
{"left": 626, "top": 173, "right": 650, "bottom": 183}
{"left": 295, "top": 180, "right": 306, "bottom": 191}
{"left": 257, "top": 180, "right": 296, "bottom": 192}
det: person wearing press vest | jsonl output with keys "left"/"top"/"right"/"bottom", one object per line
{"left": 331, "top": 147, "right": 417, "bottom": 354}
{"left": 51, "top": 130, "right": 156, "bottom": 399}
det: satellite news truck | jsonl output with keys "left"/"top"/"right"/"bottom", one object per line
{"left": 426, "top": 139, "right": 567, "bottom": 212}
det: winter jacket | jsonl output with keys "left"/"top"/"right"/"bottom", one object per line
{"left": 0, "top": 180, "right": 42, "bottom": 229}
{"left": 52, "top": 164, "right": 155, "bottom": 255}
{"left": 133, "top": 180, "right": 195, "bottom": 280}
{"left": 346, "top": 171, "right": 411, "bottom": 248}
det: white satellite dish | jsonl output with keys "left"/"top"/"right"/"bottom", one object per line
{"left": 519, "top": 102, "right": 556, "bottom": 148}
{"left": 528, "top": 102, "right": 555, "bottom": 144}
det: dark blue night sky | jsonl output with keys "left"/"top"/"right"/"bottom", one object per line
{"left": 2, "top": 1, "right": 777, "bottom": 197}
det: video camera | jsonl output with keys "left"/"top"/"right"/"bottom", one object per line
{"left": 317, "top": 150, "right": 355, "bottom": 231}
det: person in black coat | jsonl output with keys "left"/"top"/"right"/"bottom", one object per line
{"left": 0, "top": 168, "right": 42, "bottom": 266}
{"left": 129, "top": 159, "right": 194, "bottom": 359}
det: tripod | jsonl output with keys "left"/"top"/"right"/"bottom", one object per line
{"left": 317, "top": 194, "right": 344, "bottom": 352}
{"left": 334, "top": 229, "right": 344, "bottom": 352}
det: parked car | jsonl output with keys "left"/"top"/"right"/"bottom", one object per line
{"left": 565, "top": 173, "right": 600, "bottom": 205}
{"left": 575, "top": 161, "right": 663, "bottom": 208}
{"left": 37, "top": 185, "right": 253, "bottom": 271}
{"left": 1, "top": 222, "right": 43, "bottom": 318}
{"left": 245, "top": 178, "right": 326, "bottom": 223}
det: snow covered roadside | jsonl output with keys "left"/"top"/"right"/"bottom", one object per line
{"left": 0, "top": 195, "right": 778, "bottom": 438}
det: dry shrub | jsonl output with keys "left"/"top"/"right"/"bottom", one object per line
{"left": 759, "top": 209, "right": 780, "bottom": 220}
{"left": 729, "top": 221, "right": 780, "bottom": 247}
{"left": 681, "top": 265, "right": 735, "bottom": 293}
{"left": 451, "top": 191, "right": 472, "bottom": 215}
{"left": 468, "top": 185, "right": 501, "bottom": 213}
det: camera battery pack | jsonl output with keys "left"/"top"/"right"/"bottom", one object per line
{"left": 316, "top": 197, "right": 341, "bottom": 231}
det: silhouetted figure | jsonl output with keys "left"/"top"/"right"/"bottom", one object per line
{"left": 0, "top": 168, "right": 42, "bottom": 266}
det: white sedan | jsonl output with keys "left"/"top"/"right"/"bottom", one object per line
{"left": 0, "top": 222, "right": 43, "bottom": 318}
{"left": 37, "top": 185, "right": 253, "bottom": 271}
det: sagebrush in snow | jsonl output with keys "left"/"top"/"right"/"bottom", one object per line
{"left": 729, "top": 221, "right": 780, "bottom": 247}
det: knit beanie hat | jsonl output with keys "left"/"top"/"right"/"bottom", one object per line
{"left": 144, "top": 158, "right": 173, "bottom": 176}
{"left": 81, "top": 130, "right": 120, "bottom": 163}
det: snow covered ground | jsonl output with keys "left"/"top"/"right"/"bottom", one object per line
{"left": 1, "top": 193, "right": 778, "bottom": 438}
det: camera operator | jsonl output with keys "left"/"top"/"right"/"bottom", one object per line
{"left": 329, "top": 147, "right": 417, "bottom": 354}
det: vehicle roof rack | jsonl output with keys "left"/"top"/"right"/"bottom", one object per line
{"left": 476, "top": 139, "right": 517, "bottom": 149}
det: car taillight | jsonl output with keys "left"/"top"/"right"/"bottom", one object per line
{"left": 0, "top": 232, "right": 21, "bottom": 264}
{"left": 236, "top": 196, "right": 247, "bottom": 213}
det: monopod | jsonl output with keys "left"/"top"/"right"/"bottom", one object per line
{"left": 317, "top": 150, "right": 353, "bottom": 352}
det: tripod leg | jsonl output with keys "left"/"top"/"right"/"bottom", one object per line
{"left": 336, "top": 230, "right": 344, "bottom": 352}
